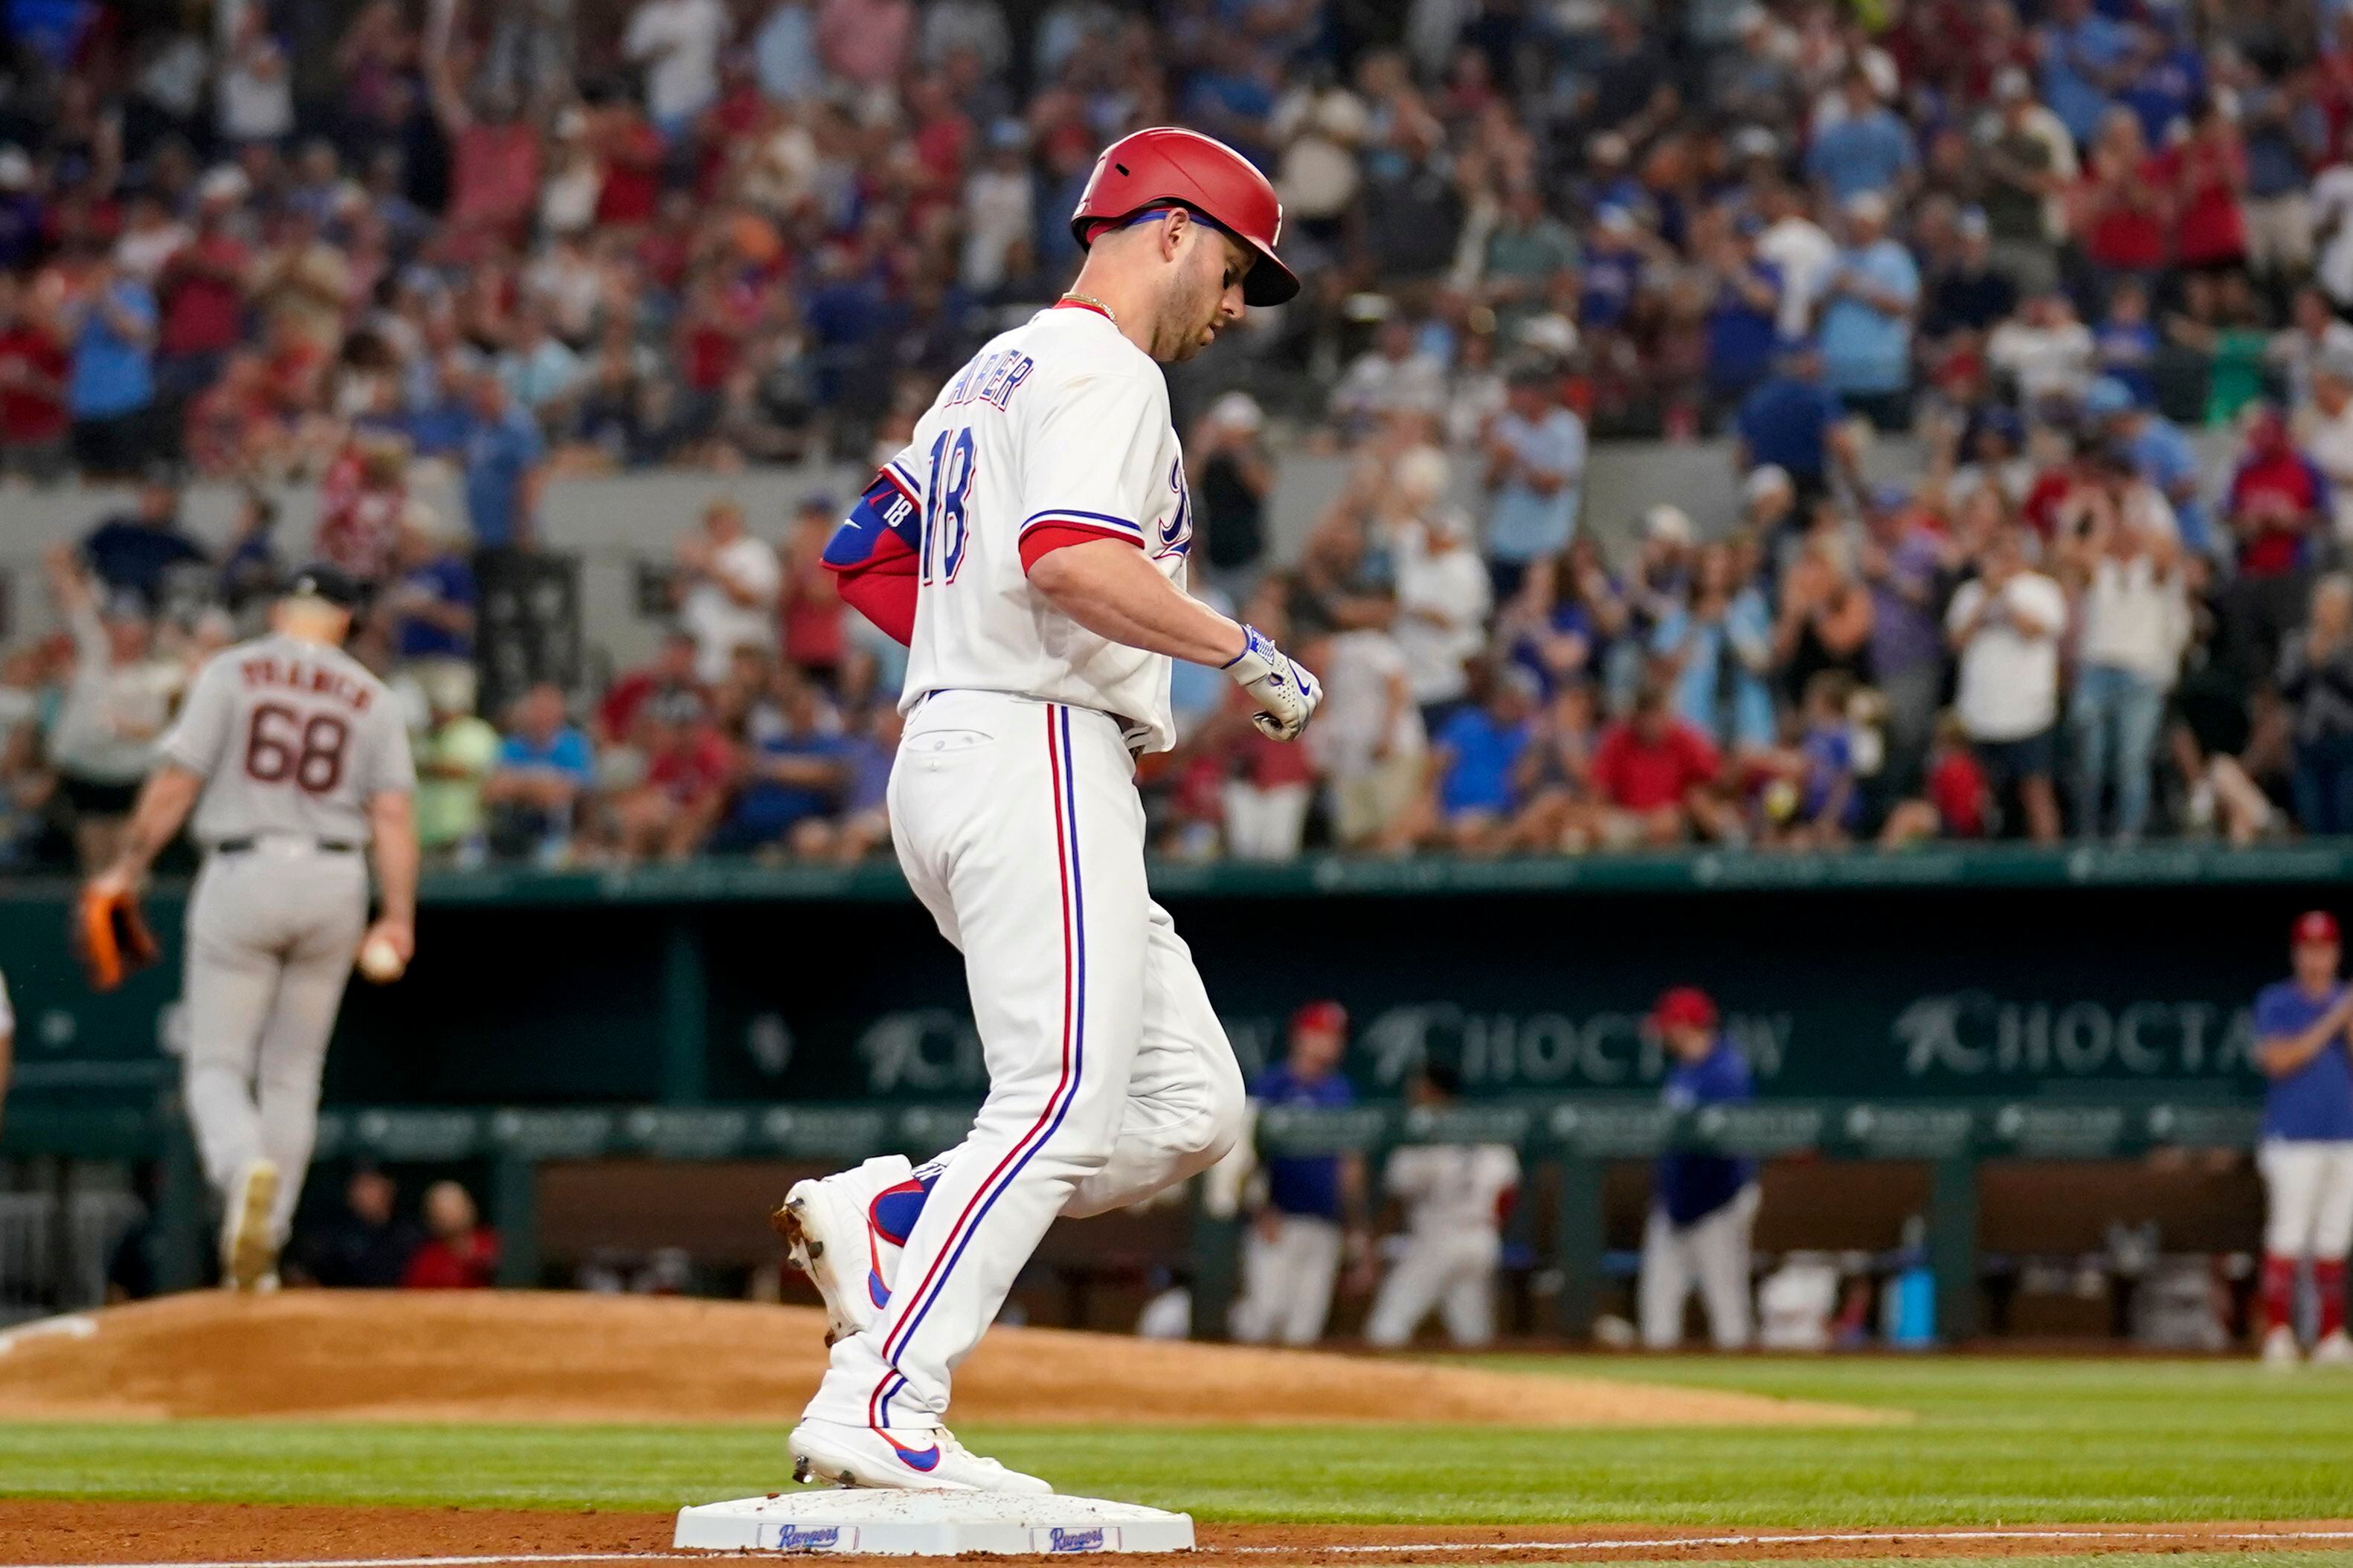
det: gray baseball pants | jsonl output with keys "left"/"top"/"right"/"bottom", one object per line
{"left": 181, "top": 842, "right": 367, "bottom": 1244}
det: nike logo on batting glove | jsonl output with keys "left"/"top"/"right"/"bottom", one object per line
{"left": 1223, "top": 623, "right": 1322, "bottom": 742}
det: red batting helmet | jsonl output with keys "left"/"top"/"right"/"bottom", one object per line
{"left": 2294, "top": 909, "right": 2342, "bottom": 947}
{"left": 1069, "top": 127, "right": 1300, "bottom": 307}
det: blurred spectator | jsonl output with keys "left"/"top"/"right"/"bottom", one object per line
{"left": 483, "top": 682, "right": 593, "bottom": 863}
{"left": 623, "top": 0, "right": 730, "bottom": 143}
{"left": 1417, "top": 664, "right": 1542, "bottom": 855}
{"left": 1481, "top": 365, "right": 1587, "bottom": 601}
{"left": 0, "top": 271, "right": 71, "bottom": 483}
{"left": 461, "top": 372, "right": 547, "bottom": 555}
{"left": 1805, "top": 68, "right": 1916, "bottom": 204}
{"left": 1388, "top": 452, "right": 1490, "bottom": 728}
{"left": 298, "top": 1167, "right": 420, "bottom": 1288}
{"left": 83, "top": 479, "right": 207, "bottom": 612}
{"left": 1860, "top": 487, "right": 1955, "bottom": 794}
{"left": 600, "top": 628, "right": 706, "bottom": 745}
{"left": 608, "top": 690, "right": 735, "bottom": 862}
{"left": 1946, "top": 526, "right": 2067, "bottom": 841}
{"left": 1306, "top": 627, "right": 1423, "bottom": 854}
{"left": 384, "top": 503, "right": 478, "bottom": 685}
{"left": 710, "top": 665, "right": 848, "bottom": 858}
{"left": 1657, "top": 535, "right": 1777, "bottom": 758}
{"left": 1818, "top": 192, "right": 1920, "bottom": 430}
{"left": 779, "top": 495, "right": 848, "bottom": 688}
{"left": 1189, "top": 393, "right": 1272, "bottom": 600}
{"left": 1332, "top": 315, "right": 1445, "bottom": 435}
{"left": 1882, "top": 711, "right": 1995, "bottom": 846}
{"left": 2280, "top": 575, "right": 2353, "bottom": 836}
{"left": 2056, "top": 448, "right": 2189, "bottom": 841}
{"left": 402, "top": 1180, "right": 500, "bottom": 1289}
{"left": 64, "top": 254, "right": 160, "bottom": 480}
{"left": 2298, "top": 350, "right": 2353, "bottom": 550}
{"left": 413, "top": 668, "right": 500, "bottom": 867}
{"left": 1591, "top": 681, "right": 1728, "bottom": 847}
{"left": 2088, "top": 377, "right": 2211, "bottom": 558}
{"left": 43, "top": 546, "right": 183, "bottom": 869}
{"left": 1735, "top": 345, "right": 1855, "bottom": 506}
{"left": 672, "top": 498, "right": 778, "bottom": 685}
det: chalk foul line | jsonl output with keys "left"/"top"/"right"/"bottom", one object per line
{"left": 19, "top": 1523, "right": 2353, "bottom": 1567}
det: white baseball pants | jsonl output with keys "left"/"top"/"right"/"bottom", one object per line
{"left": 182, "top": 843, "right": 368, "bottom": 1245}
{"left": 1639, "top": 1184, "right": 1760, "bottom": 1349}
{"left": 806, "top": 692, "right": 1246, "bottom": 1430}
{"left": 2259, "top": 1140, "right": 2353, "bottom": 1260}
{"left": 1365, "top": 1226, "right": 1502, "bottom": 1347}
{"left": 1232, "top": 1214, "right": 1345, "bottom": 1345}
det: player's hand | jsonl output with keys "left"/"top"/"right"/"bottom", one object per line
{"left": 1223, "top": 623, "right": 1322, "bottom": 742}
{"left": 86, "top": 864, "right": 135, "bottom": 903}
{"left": 361, "top": 916, "right": 415, "bottom": 967}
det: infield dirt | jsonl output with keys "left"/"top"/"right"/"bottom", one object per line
{"left": 0, "top": 1292, "right": 1877, "bottom": 1426}
{"left": 5, "top": 1504, "right": 2352, "bottom": 1565}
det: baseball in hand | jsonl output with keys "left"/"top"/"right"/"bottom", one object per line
{"left": 357, "top": 935, "right": 407, "bottom": 984}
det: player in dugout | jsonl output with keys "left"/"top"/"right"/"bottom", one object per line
{"left": 1639, "top": 985, "right": 1760, "bottom": 1350}
{"left": 1231, "top": 999, "right": 1367, "bottom": 1346}
{"left": 2253, "top": 910, "right": 2353, "bottom": 1367}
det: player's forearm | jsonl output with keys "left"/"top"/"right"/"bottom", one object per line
{"left": 370, "top": 792, "right": 420, "bottom": 926}
{"left": 1027, "top": 541, "right": 1246, "bottom": 666}
{"left": 112, "top": 767, "right": 203, "bottom": 879}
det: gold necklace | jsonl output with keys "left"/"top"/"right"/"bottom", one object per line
{"left": 1058, "top": 291, "right": 1119, "bottom": 326}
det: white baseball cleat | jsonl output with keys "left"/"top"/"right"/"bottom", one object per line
{"left": 221, "top": 1158, "right": 280, "bottom": 1293}
{"left": 2311, "top": 1329, "right": 2353, "bottom": 1366}
{"left": 789, "top": 1419, "right": 1051, "bottom": 1494}
{"left": 2262, "top": 1324, "right": 2302, "bottom": 1367}
{"left": 770, "top": 1156, "right": 915, "bottom": 1346}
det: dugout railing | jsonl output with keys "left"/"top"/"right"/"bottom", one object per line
{"left": 1, "top": 1091, "right": 2262, "bottom": 1340}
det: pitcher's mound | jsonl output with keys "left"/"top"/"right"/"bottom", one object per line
{"left": 0, "top": 1291, "right": 1877, "bottom": 1426}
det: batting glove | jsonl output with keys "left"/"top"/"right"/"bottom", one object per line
{"left": 1223, "top": 623, "right": 1322, "bottom": 742}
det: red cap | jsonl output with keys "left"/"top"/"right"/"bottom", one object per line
{"left": 1651, "top": 986, "right": 1719, "bottom": 1032}
{"left": 2294, "top": 910, "right": 2342, "bottom": 946}
{"left": 1291, "top": 999, "right": 1348, "bottom": 1037}
{"left": 1069, "top": 127, "right": 1300, "bottom": 307}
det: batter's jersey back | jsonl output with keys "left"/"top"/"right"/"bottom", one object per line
{"left": 889, "top": 304, "right": 1193, "bottom": 752}
{"left": 159, "top": 633, "right": 416, "bottom": 847}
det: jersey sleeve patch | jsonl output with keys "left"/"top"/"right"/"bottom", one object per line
{"left": 824, "top": 471, "right": 924, "bottom": 570}
{"left": 1018, "top": 512, "right": 1145, "bottom": 572}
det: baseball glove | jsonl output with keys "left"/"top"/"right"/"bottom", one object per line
{"left": 74, "top": 882, "right": 161, "bottom": 993}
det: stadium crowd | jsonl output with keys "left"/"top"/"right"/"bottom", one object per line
{"left": 4, "top": 0, "right": 2353, "bottom": 863}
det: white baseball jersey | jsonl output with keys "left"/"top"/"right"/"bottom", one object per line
{"left": 886, "top": 303, "right": 1193, "bottom": 752}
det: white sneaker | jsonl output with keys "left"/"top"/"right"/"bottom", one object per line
{"left": 789, "top": 1418, "right": 1051, "bottom": 1494}
{"left": 2262, "top": 1324, "right": 2302, "bottom": 1367}
{"left": 770, "top": 1156, "right": 915, "bottom": 1346}
{"left": 2312, "top": 1329, "right": 2353, "bottom": 1365}
{"left": 221, "top": 1159, "right": 280, "bottom": 1292}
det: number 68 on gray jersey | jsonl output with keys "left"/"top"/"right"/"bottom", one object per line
{"left": 158, "top": 633, "right": 418, "bottom": 849}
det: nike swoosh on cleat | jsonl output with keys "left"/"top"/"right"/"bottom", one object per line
{"left": 891, "top": 1441, "right": 941, "bottom": 1471}
{"left": 869, "top": 1270, "right": 891, "bottom": 1309}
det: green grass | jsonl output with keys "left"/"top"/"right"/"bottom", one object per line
{"left": 4, "top": 1358, "right": 2353, "bottom": 1525}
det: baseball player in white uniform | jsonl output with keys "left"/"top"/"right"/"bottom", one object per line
{"left": 773, "top": 127, "right": 1319, "bottom": 1494}
{"left": 86, "top": 565, "right": 418, "bottom": 1291}
{"left": 1365, "top": 1062, "right": 1520, "bottom": 1349}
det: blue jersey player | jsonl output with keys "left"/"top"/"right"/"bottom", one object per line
{"left": 2253, "top": 910, "right": 2353, "bottom": 1366}
{"left": 1641, "top": 986, "right": 1760, "bottom": 1349}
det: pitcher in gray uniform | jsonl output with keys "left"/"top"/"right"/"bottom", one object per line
{"left": 88, "top": 565, "right": 419, "bottom": 1290}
